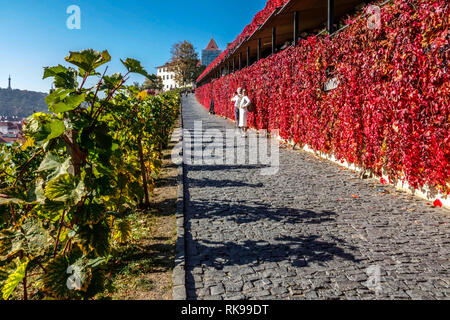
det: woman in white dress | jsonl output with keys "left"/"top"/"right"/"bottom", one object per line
{"left": 239, "top": 89, "right": 251, "bottom": 137}
{"left": 231, "top": 87, "right": 242, "bottom": 128}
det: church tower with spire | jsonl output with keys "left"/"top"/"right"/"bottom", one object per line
{"left": 201, "top": 37, "right": 221, "bottom": 67}
{"left": 7, "top": 75, "right": 11, "bottom": 90}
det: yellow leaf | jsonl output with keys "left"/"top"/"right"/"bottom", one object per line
{"left": 137, "top": 90, "right": 148, "bottom": 101}
{"left": 21, "top": 137, "right": 35, "bottom": 151}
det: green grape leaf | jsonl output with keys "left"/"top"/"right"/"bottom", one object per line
{"left": 42, "top": 250, "right": 92, "bottom": 299}
{"left": 0, "top": 229, "right": 26, "bottom": 262}
{"left": 33, "top": 178, "right": 45, "bottom": 203}
{"left": 31, "top": 201, "right": 65, "bottom": 223}
{"left": 87, "top": 257, "right": 106, "bottom": 269}
{"left": 44, "top": 174, "right": 76, "bottom": 202}
{"left": 0, "top": 230, "right": 15, "bottom": 260}
{"left": 74, "top": 203, "right": 106, "bottom": 225}
{"left": 44, "top": 120, "right": 66, "bottom": 142}
{"left": 128, "top": 181, "right": 144, "bottom": 202}
{"left": 101, "top": 73, "right": 124, "bottom": 91}
{"left": 113, "top": 219, "right": 131, "bottom": 244}
{"left": 83, "top": 269, "right": 105, "bottom": 299}
{"left": 77, "top": 222, "right": 110, "bottom": 257}
{"left": 120, "top": 58, "right": 149, "bottom": 78}
{"left": 71, "top": 180, "right": 86, "bottom": 204}
{"left": 44, "top": 174, "right": 86, "bottom": 204}
{"left": 37, "top": 153, "right": 62, "bottom": 172}
{"left": 43, "top": 65, "right": 78, "bottom": 89}
{"left": 117, "top": 173, "right": 128, "bottom": 190}
{"left": 22, "top": 218, "right": 50, "bottom": 257}
{"left": 38, "top": 155, "right": 70, "bottom": 183}
{"left": 0, "top": 188, "right": 26, "bottom": 205}
{"left": 0, "top": 197, "right": 25, "bottom": 205}
{"left": 26, "top": 120, "right": 52, "bottom": 146}
{"left": 65, "top": 49, "right": 111, "bottom": 74}
{"left": 45, "top": 88, "right": 74, "bottom": 105}
{"left": 49, "top": 94, "right": 86, "bottom": 114}
{"left": 2, "top": 260, "right": 28, "bottom": 300}
{"left": 78, "top": 69, "right": 101, "bottom": 79}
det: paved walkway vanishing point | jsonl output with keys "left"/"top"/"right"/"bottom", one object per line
{"left": 180, "top": 95, "right": 449, "bottom": 300}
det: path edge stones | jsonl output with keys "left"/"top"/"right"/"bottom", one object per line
{"left": 172, "top": 98, "right": 187, "bottom": 300}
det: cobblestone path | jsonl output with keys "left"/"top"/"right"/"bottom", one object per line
{"left": 181, "top": 95, "right": 449, "bottom": 300}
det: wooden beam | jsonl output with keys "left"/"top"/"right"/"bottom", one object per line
{"left": 247, "top": 46, "right": 250, "bottom": 67}
{"left": 293, "top": 11, "right": 299, "bottom": 46}
{"left": 328, "top": 0, "right": 335, "bottom": 34}
{"left": 239, "top": 52, "right": 242, "bottom": 70}
{"left": 257, "top": 38, "right": 262, "bottom": 60}
{"left": 272, "top": 27, "right": 277, "bottom": 54}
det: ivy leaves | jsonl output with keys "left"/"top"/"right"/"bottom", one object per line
{"left": 197, "top": 0, "right": 449, "bottom": 195}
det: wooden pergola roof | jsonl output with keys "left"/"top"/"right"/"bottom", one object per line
{"left": 198, "top": 0, "right": 366, "bottom": 85}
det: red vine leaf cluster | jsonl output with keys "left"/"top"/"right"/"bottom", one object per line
{"left": 196, "top": 0, "right": 449, "bottom": 195}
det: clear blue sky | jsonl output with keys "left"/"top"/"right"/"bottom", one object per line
{"left": 0, "top": 0, "right": 267, "bottom": 92}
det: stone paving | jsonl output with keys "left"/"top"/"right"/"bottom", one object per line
{"left": 181, "top": 95, "right": 450, "bottom": 300}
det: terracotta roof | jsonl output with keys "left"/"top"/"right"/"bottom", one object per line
{"left": 204, "top": 38, "right": 220, "bottom": 51}
{"left": 156, "top": 62, "right": 172, "bottom": 69}
{"left": 0, "top": 133, "right": 18, "bottom": 144}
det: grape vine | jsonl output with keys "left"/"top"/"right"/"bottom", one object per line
{"left": 0, "top": 49, "right": 180, "bottom": 300}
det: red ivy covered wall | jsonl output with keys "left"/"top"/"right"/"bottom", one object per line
{"left": 197, "top": 0, "right": 290, "bottom": 81}
{"left": 196, "top": 0, "right": 449, "bottom": 195}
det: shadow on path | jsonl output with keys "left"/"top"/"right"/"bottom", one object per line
{"left": 184, "top": 178, "right": 359, "bottom": 299}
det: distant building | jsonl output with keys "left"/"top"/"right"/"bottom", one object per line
{"left": 0, "top": 120, "right": 23, "bottom": 145}
{"left": 0, "top": 133, "right": 19, "bottom": 145}
{"left": 202, "top": 38, "right": 221, "bottom": 67}
{"left": 156, "top": 63, "right": 195, "bottom": 91}
{"left": 0, "top": 121, "right": 21, "bottom": 135}
{"left": 7, "top": 75, "right": 11, "bottom": 90}
{"left": 156, "top": 63, "right": 179, "bottom": 92}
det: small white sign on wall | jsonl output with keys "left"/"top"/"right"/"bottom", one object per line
{"left": 324, "top": 77, "right": 340, "bottom": 92}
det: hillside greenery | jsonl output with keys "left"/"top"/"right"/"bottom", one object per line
{"left": 0, "top": 88, "right": 48, "bottom": 118}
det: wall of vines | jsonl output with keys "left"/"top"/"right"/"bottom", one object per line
{"left": 196, "top": 0, "right": 449, "bottom": 195}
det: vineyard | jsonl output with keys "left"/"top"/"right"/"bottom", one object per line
{"left": 196, "top": 0, "right": 449, "bottom": 197}
{"left": 0, "top": 50, "right": 180, "bottom": 300}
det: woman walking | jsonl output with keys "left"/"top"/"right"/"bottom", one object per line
{"left": 239, "top": 89, "right": 251, "bottom": 137}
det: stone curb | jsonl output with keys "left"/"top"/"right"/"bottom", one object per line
{"left": 172, "top": 98, "right": 187, "bottom": 300}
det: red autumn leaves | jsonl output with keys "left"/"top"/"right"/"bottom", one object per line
{"left": 197, "top": 0, "right": 290, "bottom": 82}
{"left": 197, "top": 0, "right": 449, "bottom": 198}
{"left": 433, "top": 199, "right": 443, "bottom": 208}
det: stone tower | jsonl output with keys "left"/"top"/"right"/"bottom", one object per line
{"left": 202, "top": 38, "right": 221, "bottom": 67}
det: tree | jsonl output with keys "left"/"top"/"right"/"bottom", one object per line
{"left": 133, "top": 82, "right": 143, "bottom": 91}
{"left": 143, "top": 74, "right": 164, "bottom": 91}
{"left": 191, "top": 64, "right": 206, "bottom": 83}
{"left": 170, "top": 41, "right": 201, "bottom": 87}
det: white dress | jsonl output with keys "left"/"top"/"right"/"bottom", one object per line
{"left": 239, "top": 96, "right": 250, "bottom": 127}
